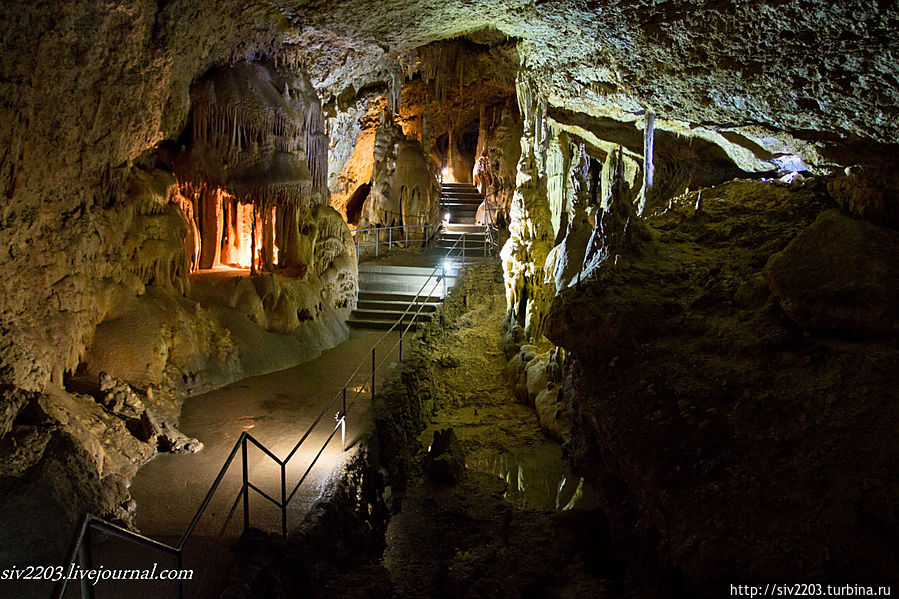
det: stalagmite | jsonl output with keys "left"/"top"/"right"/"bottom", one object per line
{"left": 501, "top": 73, "right": 555, "bottom": 341}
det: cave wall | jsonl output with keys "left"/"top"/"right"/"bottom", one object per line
{"left": 544, "top": 180, "right": 899, "bottom": 592}
{"left": 2, "top": 0, "right": 898, "bottom": 586}
{"left": 0, "top": 1, "right": 356, "bottom": 565}
{"left": 0, "top": 0, "right": 286, "bottom": 392}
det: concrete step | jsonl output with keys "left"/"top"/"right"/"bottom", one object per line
{"left": 357, "top": 264, "right": 438, "bottom": 276}
{"left": 440, "top": 196, "right": 484, "bottom": 206}
{"left": 351, "top": 309, "right": 434, "bottom": 322}
{"left": 348, "top": 318, "right": 420, "bottom": 331}
{"left": 443, "top": 223, "right": 486, "bottom": 233}
{"left": 356, "top": 299, "right": 439, "bottom": 312}
{"left": 441, "top": 189, "right": 483, "bottom": 196}
{"left": 440, "top": 198, "right": 483, "bottom": 206}
{"left": 439, "top": 231, "right": 487, "bottom": 239}
{"left": 446, "top": 216, "right": 476, "bottom": 224}
{"left": 357, "top": 264, "right": 456, "bottom": 296}
{"left": 442, "top": 203, "right": 481, "bottom": 210}
{"left": 358, "top": 291, "right": 442, "bottom": 303}
{"left": 436, "top": 237, "right": 487, "bottom": 246}
{"left": 435, "top": 244, "right": 488, "bottom": 253}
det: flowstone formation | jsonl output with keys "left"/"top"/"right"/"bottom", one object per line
{"left": 474, "top": 98, "right": 523, "bottom": 226}
{"left": 357, "top": 109, "right": 439, "bottom": 237}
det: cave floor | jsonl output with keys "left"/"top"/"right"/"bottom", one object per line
{"left": 381, "top": 271, "right": 614, "bottom": 598}
{"left": 125, "top": 328, "right": 399, "bottom": 596}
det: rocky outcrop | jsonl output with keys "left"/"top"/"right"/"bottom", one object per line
{"left": 765, "top": 209, "right": 899, "bottom": 336}
{"left": 0, "top": 6, "right": 357, "bottom": 570}
{"left": 545, "top": 179, "right": 899, "bottom": 593}
{"left": 291, "top": 1, "right": 899, "bottom": 168}
{"left": 827, "top": 165, "right": 899, "bottom": 228}
{"left": 0, "top": 374, "right": 200, "bottom": 565}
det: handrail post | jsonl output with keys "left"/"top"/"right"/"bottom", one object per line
{"left": 425, "top": 223, "right": 430, "bottom": 247}
{"left": 79, "top": 523, "right": 95, "bottom": 599}
{"left": 404, "top": 225, "right": 408, "bottom": 248}
{"left": 242, "top": 435, "right": 249, "bottom": 533}
{"left": 389, "top": 226, "right": 392, "bottom": 250}
{"left": 280, "top": 462, "right": 287, "bottom": 540}
{"left": 399, "top": 327, "right": 403, "bottom": 362}
{"left": 342, "top": 386, "right": 348, "bottom": 452}
{"left": 375, "top": 228, "right": 379, "bottom": 257}
{"left": 371, "top": 347, "right": 376, "bottom": 401}
{"left": 176, "top": 550, "right": 185, "bottom": 599}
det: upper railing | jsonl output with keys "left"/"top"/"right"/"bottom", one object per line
{"left": 352, "top": 224, "right": 433, "bottom": 263}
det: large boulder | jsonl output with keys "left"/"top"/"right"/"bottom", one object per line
{"left": 765, "top": 209, "right": 899, "bottom": 335}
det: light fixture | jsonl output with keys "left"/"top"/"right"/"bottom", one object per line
{"left": 444, "top": 212, "right": 451, "bottom": 222}
{"left": 443, "top": 259, "right": 454, "bottom": 271}
{"left": 441, "top": 167, "right": 449, "bottom": 177}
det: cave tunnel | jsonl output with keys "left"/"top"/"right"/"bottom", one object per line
{"left": 1, "top": 2, "right": 898, "bottom": 598}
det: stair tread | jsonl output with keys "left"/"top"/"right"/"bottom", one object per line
{"left": 348, "top": 320, "right": 420, "bottom": 331}
{"left": 357, "top": 301, "right": 438, "bottom": 310}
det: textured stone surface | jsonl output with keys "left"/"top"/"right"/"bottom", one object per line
{"left": 280, "top": 1, "right": 899, "bottom": 166}
{"left": 765, "top": 209, "right": 899, "bottom": 335}
{"left": 1, "top": 0, "right": 898, "bottom": 589}
{"left": 545, "top": 180, "right": 899, "bottom": 592}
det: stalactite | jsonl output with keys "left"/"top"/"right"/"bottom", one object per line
{"left": 640, "top": 111, "right": 655, "bottom": 215}
{"left": 422, "top": 103, "right": 431, "bottom": 156}
{"left": 582, "top": 146, "right": 649, "bottom": 274}
{"left": 250, "top": 202, "right": 257, "bottom": 275}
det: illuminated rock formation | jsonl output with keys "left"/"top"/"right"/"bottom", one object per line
{"left": 500, "top": 78, "right": 555, "bottom": 341}
{"left": 357, "top": 109, "right": 439, "bottom": 243}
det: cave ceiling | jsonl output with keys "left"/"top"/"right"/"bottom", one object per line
{"left": 258, "top": 0, "right": 899, "bottom": 168}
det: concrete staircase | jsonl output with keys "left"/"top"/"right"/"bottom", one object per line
{"left": 440, "top": 181, "right": 482, "bottom": 225}
{"left": 348, "top": 182, "right": 491, "bottom": 331}
{"left": 348, "top": 264, "right": 456, "bottom": 330}
{"left": 437, "top": 182, "right": 489, "bottom": 258}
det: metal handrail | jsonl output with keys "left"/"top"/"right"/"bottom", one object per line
{"left": 352, "top": 224, "right": 434, "bottom": 262}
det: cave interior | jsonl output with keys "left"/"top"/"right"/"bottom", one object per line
{"left": 1, "top": 1, "right": 898, "bottom": 597}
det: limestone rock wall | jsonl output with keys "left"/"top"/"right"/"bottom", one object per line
{"left": 544, "top": 180, "right": 899, "bottom": 593}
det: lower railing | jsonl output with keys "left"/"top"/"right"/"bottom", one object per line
{"left": 52, "top": 234, "right": 476, "bottom": 599}
{"left": 352, "top": 224, "right": 433, "bottom": 262}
